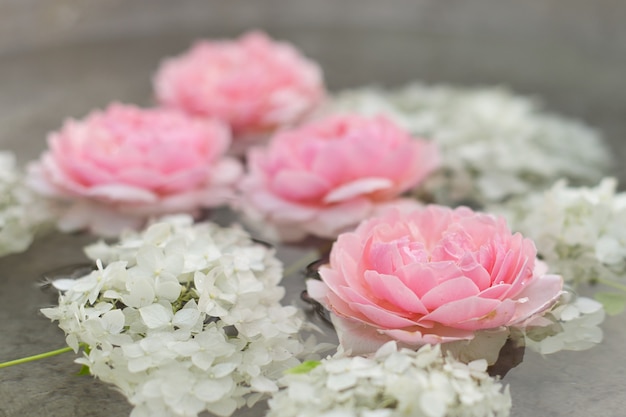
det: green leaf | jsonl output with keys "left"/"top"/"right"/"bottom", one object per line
{"left": 76, "top": 364, "right": 91, "bottom": 376}
{"left": 76, "top": 344, "right": 91, "bottom": 376}
{"left": 286, "top": 360, "right": 321, "bottom": 374}
{"left": 594, "top": 292, "right": 626, "bottom": 315}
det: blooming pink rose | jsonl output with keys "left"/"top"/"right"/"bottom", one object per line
{"left": 154, "top": 31, "right": 324, "bottom": 142}
{"left": 27, "top": 104, "right": 242, "bottom": 236}
{"left": 237, "top": 115, "right": 439, "bottom": 241}
{"left": 307, "top": 205, "right": 563, "bottom": 354}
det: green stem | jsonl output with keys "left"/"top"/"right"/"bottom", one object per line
{"left": 1, "top": 245, "right": 335, "bottom": 369}
{"left": 595, "top": 277, "right": 626, "bottom": 293}
{"left": 0, "top": 346, "right": 74, "bottom": 369}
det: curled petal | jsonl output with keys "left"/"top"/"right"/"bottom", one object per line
{"left": 308, "top": 205, "right": 563, "bottom": 355}
{"left": 237, "top": 115, "right": 439, "bottom": 241}
{"left": 154, "top": 31, "right": 324, "bottom": 137}
{"left": 363, "top": 270, "right": 428, "bottom": 315}
{"left": 509, "top": 274, "right": 564, "bottom": 325}
{"left": 27, "top": 104, "right": 241, "bottom": 236}
{"left": 323, "top": 177, "right": 393, "bottom": 203}
{"left": 382, "top": 324, "right": 475, "bottom": 346}
{"left": 420, "top": 277, "right": 480, "bottom": 310}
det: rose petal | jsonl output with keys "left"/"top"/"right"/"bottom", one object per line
{"left": 382, "top": 324, "right": 475, "bottom": 345}
{"left": 363, "top": 270, "right": 428, "bottom": 315}
{"left": 236, "top": 115, "right": 439, "bottom": 241}
{"left": 331, "top": 314, "right": 394, "bottom": 356}
{"left": 510, "top": 274, "right": 564, "bottom": 324}
{"left": 272, "top": 170, "right": 330, "bottom": 201}
{"left": 311, "top": 198, "right": 374, "bottom": 238}
{"left": 351, "top": 302, "right": 421, "bottom": 329}
{"left": 452, "top": 299, "right": 517, "bottom": 330}
{"left": 420, "top": 296, "right": 501, "bottom": 326}
{"left": 85, "top": 184, "right": 158, "bottom": 203}
{"left": 27, "top": 104, "right": 239, "bottom": 236}
{"left": 420, "top": 277, "right": 480, "bottom": 310}
{"left": 323, "top": 177, "right": 393, "bottom": 203}
{"left": 478, "top": 283, "right": 511, "bottom": 300}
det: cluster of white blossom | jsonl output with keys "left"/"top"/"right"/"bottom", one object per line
{"left": 42, "top": 215, "right": 314, "bottom": 417}
{"left": 495, "top": 178, "right": 626, "bottom": 287}
{"left": 0, "top": 151, "right": 53, "bottom": 256}
{"left": 327, "top": 84, "right": 610, "bottom": 206}
{"left": 525, "top": 296, "right": 605, "bottom": 355}
{"left": 267, "top": 342, "right": 511, "bottom": 417}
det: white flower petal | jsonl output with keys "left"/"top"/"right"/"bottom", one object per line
{"left": 139, "top": 304, "right": 173, "bottom": 329}
{"left": 194, "top": 378, "right": 233, "bottom": 402}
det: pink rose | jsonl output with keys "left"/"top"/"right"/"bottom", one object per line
{"left": 154, "top": 31, "right": 325, "bottom": 142}
{"left": 307, "top": 205, "right": 563, "bottom": 354}
{"left": 27, "top": 104, "right": 242, "bottom": 236}
{"left": 237, "top": 115, "right": 439, "bottom": 241}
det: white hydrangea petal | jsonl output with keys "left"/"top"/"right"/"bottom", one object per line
{"left": 576, "top": 297, "right": 603, "bottom": 314}
{"left": 128, "top": 356, "right": 153, "bottom": 373}
{"left": 101, "top": 309, "right": 125, "bottom": 334}
{"left": 192, "top": 351, "right": 216, "bottom": 371}
{"left": 268, "top": 343, "right": 511, "bottom": 417}
{"left": 250, "top": 375, "right": 278, "bottom": 392}
{"left": 0, "top": 151, "right": 55, "bottom": 256}
{"left": 419, "top": 390, "right": 450, "bottom": 417}
{"left": 172, "top": 308, "right": 201, "bottom": 330}
{"left": 142, "top": 222, "right": 172, "bottom": 244}
{"left": 287, "top": 381, "right": 315, "bottom": 402}
{"left": 154, "top": 274, "right": 182, "bottom": 302}
{"left": 327, "top": 373, "right": 358, "bottom": 391}
{"left": 525, "top": 294, "right": 606, "bottom": 354}
{"left": 328, "top": 85, "right": 610, "bottom": 206}
{"left": 559, "top": 305, "right": 581, "bottom": 321}
{"left": 43, "top": 215, "right": 310, "bottom": 417}
{"left": 537, "top": 337, "right": 565, "bottom": 355}
{"left": 205, "top": 397, "right": 238, "bottom": 417}
{"left": 51, "top": 278, "right": 78, "bottom": 292}
{"left": 494, "top": 178, "right": 626, "bottom": 288}
{"left": 194, "top": 378, "right": 233, "bottom": 402}
{"left": 362, "top": 410, "right": 393, "bottom": 417}
{"left": 135, "top": 245, "right": 163, "bottom": 272}
{"left": 123, "top": 277, "right": 156, "bottom": 308}
{"left": 71, "top": 275, "right": 98, "bottom": 293}
{"left": 139, "top": 304, "right": 173, "bottom": 329}
{"left": 211, "top": 362, "right": 238, "bottom": 378}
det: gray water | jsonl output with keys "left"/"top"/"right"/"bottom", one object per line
{"left": 1, "top": 19, "right": 626, "bottom": 417}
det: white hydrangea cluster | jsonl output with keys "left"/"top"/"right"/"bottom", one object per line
{"left": 0, "top": 151, "right": 53, "bottom": 256}
{"left": 327, "top": 84, "right": 610, "bottom": 205}
{"left": 267, "top": 342, "right": 511, "bottom": 417}
{"left": 42, "top": 215, "right": 311, "bottom": 417}
{"left": 525, "top": 296, "right": 605, "bottom": 355}
{"left": 495, "top": 178, "right": 626, "bottom": 286}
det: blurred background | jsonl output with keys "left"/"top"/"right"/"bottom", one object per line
{"left": 1, "top": 0, "right": 625, "bottom": 175}
{"left": 1, "top": 2, "right": 626, "bottom": 416}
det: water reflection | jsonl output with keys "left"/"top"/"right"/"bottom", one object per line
{"left": 300, "top": 258, "right": 605, "bottom": 378}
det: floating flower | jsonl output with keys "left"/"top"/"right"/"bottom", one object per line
{"left": 27, "top": 104, "right": 242, "bottom": 236}
{"left": 494, "top": 178, "right": 626, "bottom": 287}
{"left": 237, "top": 115, "right": 439, "bottom": 242}
{"left": 154, "top": 31, "right": 324, "bottom": 144}
{"left": 525, "top": 296, "right": 605, "bottom": 355}
{"left": 267, "top": 342, "right": 512, "bottom": 417}
{"left": 493, "top": 178, "right": 626, "bottom": 314}
{"left": 328, "top": 84, "right": 610, "bottom": 205}
{"left": 43, "top": 215, "right": 313, "bottom": 417}
{"left": 0, "top": 151, "right": 53, "bottom": 256}
{"left": 307, "top": 205, "right": 563, "bottom": 355}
